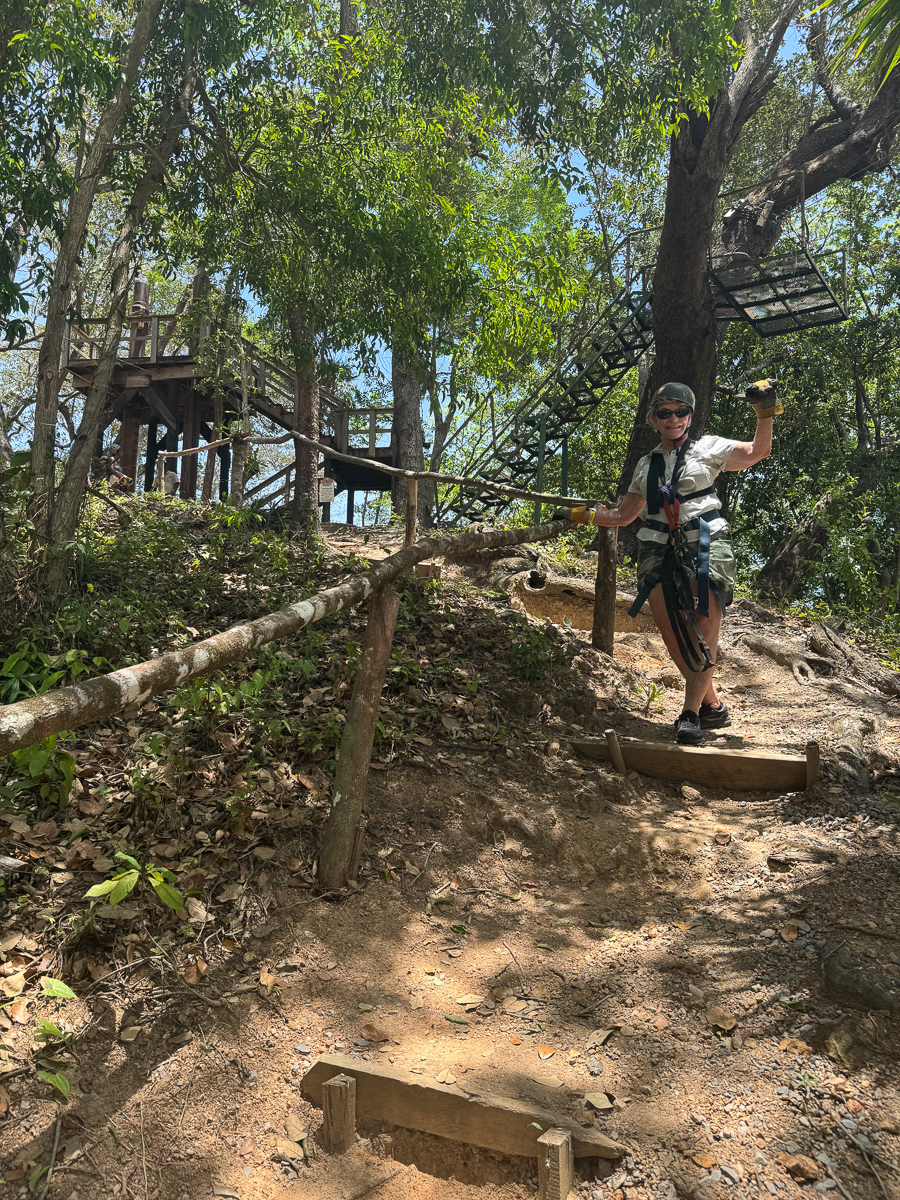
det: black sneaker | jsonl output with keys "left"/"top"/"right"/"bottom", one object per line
{"left": 674, "top": 710, "right": 704, "bottom": 745}
{"left": 699, "top": 702, "right": 732, "bottom": 730}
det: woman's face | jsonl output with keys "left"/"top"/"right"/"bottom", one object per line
{"left": 651, "top": 403, "right": 692, "bottom": 440}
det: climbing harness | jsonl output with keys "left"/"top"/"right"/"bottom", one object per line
{"left": 627, "top": 438, "right": 722, "bottom": 673}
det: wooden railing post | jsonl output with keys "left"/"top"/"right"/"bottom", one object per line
{"left": 318, "top": 585, "right": 401, "bottom": 889}
{"left": 592, "top": 523, "right": 617, "bottom": 656}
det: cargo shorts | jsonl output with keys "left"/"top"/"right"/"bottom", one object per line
{"left": 635, "top": 531, "right": 736, "bottom": 609}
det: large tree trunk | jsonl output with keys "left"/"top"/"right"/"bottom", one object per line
{"left": 40, "top": 57, "right": 195, "bottom": 595}
{"left": 28, "top": 0, "right": 169, "bottom": 550}
{"left": 391, "top": 354, "right": 429, "bottom": 524}
{"left": 756, "top": 492, "right": 831, "bottom": 600}
{"left": 287, "top": 307, "right": 320, "bottom": 531}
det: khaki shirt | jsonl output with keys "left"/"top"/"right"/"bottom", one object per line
{"left": 628, "top": 435, "right": 738, "bottom": 544}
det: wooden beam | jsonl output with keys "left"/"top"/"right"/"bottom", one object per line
{"left": 302, "top": 1055, "right": 626, "bottom": 1161}
{"left": 102, "top": 388, "right": 139, "bottom": 430}
{"left": 538, "top": 1129, "right": 574, "bottom": 1200}
{"left": 140, "top": 385, "right": 178, "bottom": 431}
{"left": 570, "top": 736, "right": 809, "bottom": 791}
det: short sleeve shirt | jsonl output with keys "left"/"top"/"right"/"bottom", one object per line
{"left": 628, "top": 435, "right": 738, "bottom": 544}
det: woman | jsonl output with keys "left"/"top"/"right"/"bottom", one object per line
{"left": 587, "top": 381, "right": 776, "bottom": 745}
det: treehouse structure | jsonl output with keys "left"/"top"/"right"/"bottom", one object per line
{"left": 64, "top": 279, "right": 396, "bottom": 518}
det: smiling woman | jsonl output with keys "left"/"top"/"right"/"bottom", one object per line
{"left": 576, "top": 380, "right": 779, "bottom": 745}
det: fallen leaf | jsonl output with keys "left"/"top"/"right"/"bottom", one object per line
{"left": 119, "top": 1026, "right": 142, "bottom": 1043}
{"left": 218, "top": 884, "right": 242, "bottom": 902}
{"left": 587, "top": 1028, "right": 616, "bottom": 1047}
{"left": 269, "top": 1136, "right": 304, "bottom": 1161}
{"left": 285, "top": 1115, "right": 308, "bottom": 1143}
{"left": 259, "top": 968, "right": 280, "bottom": 993}
{"left": 780, "top": 924, "right": 798, "bottom": 942}
{"left": 693, "top": 1153, "right": 717, "bottom": 1169}
{"left": 509, "top": 1034, "right": 522, "bottom": 1046}
{"left": 435, "top": 1070, "right": 457, "bottom": 1085}
{"left": 672, "top": 920, "right": 696, "bottom": 931}
{"left": 9, "top": 999, "right": 27, "bottom": 1024}
{"left": 410, "top": 996, "right": 424, "bottom": 1010}
{"left": 253, "top": 846, "right": 276, "bottom": 860}
{"left": 0, "top": 972, "right": 26, "bottom": 997}
{"left": 706, "top": 1005, "right": 737, "bottom": 1032}
{"left": 538, "top": 1045, "right": 555, "bottom": 1059}
{"left": 211, "top": 1186, "right": 241, "bottom": 1198}
{"left": 183, "top": 958, "right": 208, "bottom": 986}
{"left": 237, "top": 1135, "right": 257, "bottom": 1157}
{"left": 77, "top": 797, "right": 105, "bottom": 815}
{"left": 455, "top": 993, "right": 483, "bottom": 1007}
{"left": 0, "top": 1085, "right": 8, "bottom": 1115}
{"left": 531, "top": 1074, "right": 563, "bottom": 1088}
{"left": 445, "top": 1014, "right": 469, "bottom": 1026}
{"left": 585, "top": 1092, "right": 613, "bottom": 1111}
{"left": 502, "top": 998, "right": 527, "bottom": 1014}
{"left": 360, "top": 1023, "right": 388, "bottom": 1042}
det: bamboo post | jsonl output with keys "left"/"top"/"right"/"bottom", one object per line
{"left": 322, "top": 1074, "right": 357, "bottom": 1154}
{"left": 605, "top": 728, "right": 627, "bottom": 775}
{"left": 537, "top": 1128, "right": 574, "bottom": 1200}
{"left": 592, "top": 524, "right": 617, "bottom": 655}
{"left": 318, "top": 585, "right": 401, "bottom": 889}
{"left": 405, "top": 479, "right": 418, "bottom": 547}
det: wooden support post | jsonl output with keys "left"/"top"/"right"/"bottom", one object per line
{"left": 318, "top": 585, "right": 401, "bottom": 890}
{"left": 118, "top": 409, "right": 140, "bottom": 491}
{"left": 201, "top": 396, "right": 223, "bottom": 504}
{"left": 180, "top": 384, "right": 201, "bottom": 500}
{"left": 537, "top": 1128, "right": 574, "bottom": 1200}
{"left": 605, "top": 728, "right": 627, "bottom": 775}
{"left": 322, "top": 1074, "right": 357, "bottom": 1155}
{"left": 405, "top": 478, "right": 418, "bottom": 547}
{"left": 346, "top": 488, "right": 355, "bottom": 525}
{"left": 592, "top": 525, "right": 617, "bottom": 655}
{"left": 805, "top": 740, "right": 820, "bottom": 789}
{"left": 144, "top": 420, "right": 159, "bottom": 492}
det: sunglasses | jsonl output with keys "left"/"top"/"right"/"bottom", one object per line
{"left": 654, "top": 407, "right": 692, "bottom": 420}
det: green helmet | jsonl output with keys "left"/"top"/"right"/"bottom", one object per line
{"left": 653, "top": 382, "right": 695, "bottom": 410}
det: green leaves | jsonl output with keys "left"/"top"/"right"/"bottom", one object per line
{"left": 83, "top": 854, "right": 184, "bottom": 912}
{"left": 40, "top": 978, "right": 75, "bottom": 1000}
{"left": 36, "top": 1070, "right": 70, "bottom": 1101}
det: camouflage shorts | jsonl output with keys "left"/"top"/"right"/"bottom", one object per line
{"left": 636, "top": 532, "right": 736, "bottom": 609}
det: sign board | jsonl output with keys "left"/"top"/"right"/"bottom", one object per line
{"left": 318, "top": 477, "right": 335, "bottom": 504}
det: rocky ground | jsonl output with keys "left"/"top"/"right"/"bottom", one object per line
{"left": 0, "top": 524, "right": 898, "bottom": 1200}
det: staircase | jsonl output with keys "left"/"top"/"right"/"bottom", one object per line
{"left": 448, "top": 287, "right": 654, "bottom": 519}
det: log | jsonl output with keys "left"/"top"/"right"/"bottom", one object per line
{"left": 0, "top": 518, "right": 570, "bottom": 756}
{"left": 302, "top": 1055, "right": 626, "bottom": 1161}
{"left": 604, "top": 728, "right": 627, "bottom": 775}
{"left": 571, "top": 736, "right": 810, "bottom": 791}
{"left": 829, "top": 714, "right": 871, "bottom": 791}
{"left": 0, "top": 855, "right": 27, "bottom": 880}
{"left": 538, "top": 1129, "right": 574, "bottom": 1200}
{"left": 592, "top": 527, "right": 617, "bottom": 656}
{"left": 322, "top": 1073, "right": 357, "bottom": 1154}
{"left": 809, "top": 624, "right": 900, "bottom": 698}
{"left": 318, "top": 585, "right": 401, "bottom": 890}
{"left": 404, "top": 479, "right": 418, "bottom": 548}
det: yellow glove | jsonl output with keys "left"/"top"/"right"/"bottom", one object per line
{"left": 551, "top": 506, "right": 595, "bottom": 525}
{"left": 746, "top": 378, "right": 783, "bottom": 419}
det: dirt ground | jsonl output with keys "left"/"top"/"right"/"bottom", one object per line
{"left": 1, "top": 526, "right": 899, "bottom": 1200}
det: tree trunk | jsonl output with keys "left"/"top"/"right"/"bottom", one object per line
{"left": 39, "top": 53, "right": 195, "bottom": 595}
{"left": 391, "top": 354, "right": 428, "bottom": 524}
{"left": 28, "top": 0, "right": 169, "bottom": 549}
{"left": 756, "top": 492, "right": 831, "bottom": 600}
{"left": 287, "top": 308, "right": 320, "bottom": 532}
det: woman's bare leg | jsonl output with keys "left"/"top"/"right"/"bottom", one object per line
{"left": 648, "top": 584, "right": 722, "bottom": 714}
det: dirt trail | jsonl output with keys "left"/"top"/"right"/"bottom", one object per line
{"left": 1, "top": 526, "right": 899, "bottom": 1200}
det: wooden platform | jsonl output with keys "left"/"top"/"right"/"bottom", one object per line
{"left": 571, "top": 735, "right": 816, "bottom": 791}
{"left": 302, "top": 1054, "right": 626, "bottom": 1160}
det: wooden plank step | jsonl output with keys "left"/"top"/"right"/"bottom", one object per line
{"left": 570, "top": 736, "right": 813, "bottom": 791}
{"left": 302, "top": 1054, "right": 626, "bottom": 1161}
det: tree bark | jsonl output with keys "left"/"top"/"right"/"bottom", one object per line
{"left": 391, "top": 354, "right": 428, "bottom": 524}
{"left": 757, "top": 492, "right": 831, "bottom": 600}
{"left": 28, "top": 0, "right": 169, "bottom": 549}
{"left": 287, "top": 307, "right": 320, "bottom": 532}
{"left": 39, "top": 53, "right": 195, "bottom": 594}
{"left": 318, "top": 585, "right": 400, "bottom": 890}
